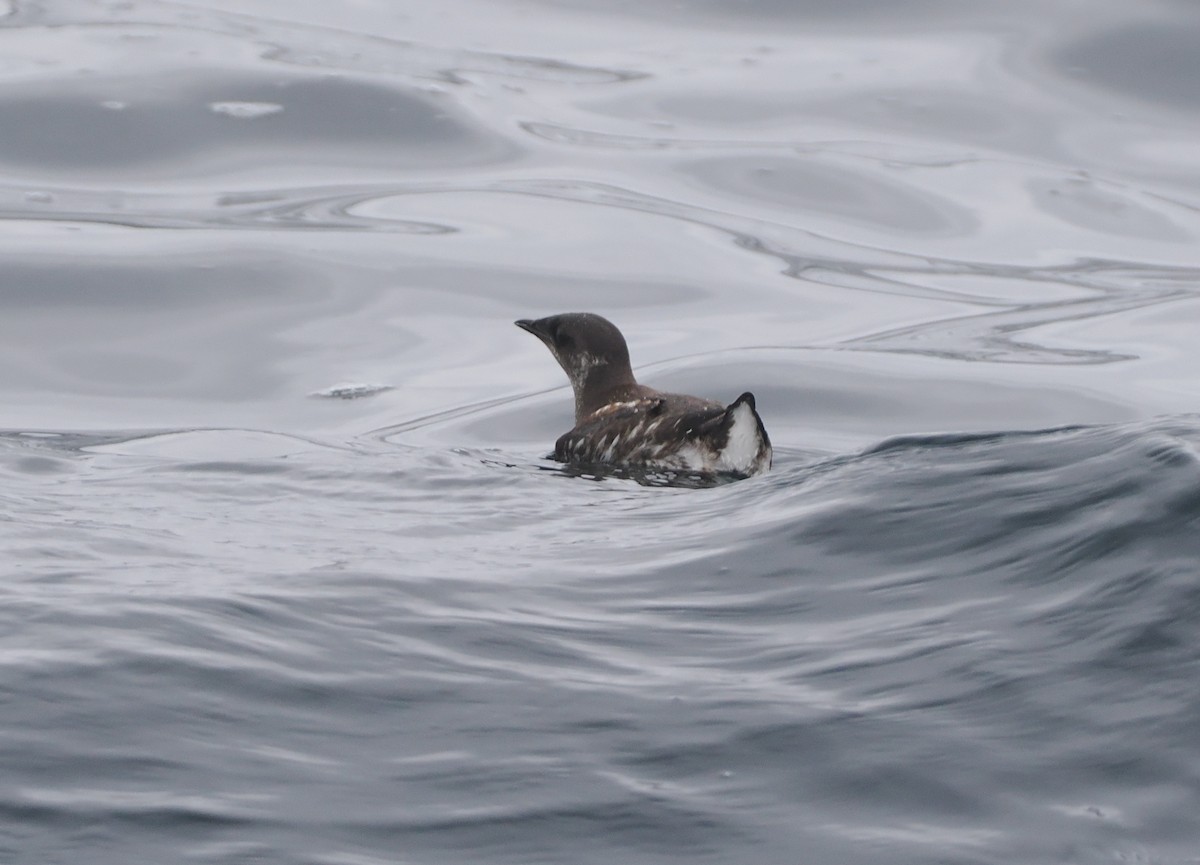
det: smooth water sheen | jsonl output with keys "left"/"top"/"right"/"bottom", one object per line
{"left": 2, "top": 1, "right": 1200, "bottom": 863}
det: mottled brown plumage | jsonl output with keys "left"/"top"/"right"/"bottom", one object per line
{"left": 516, "top": 313, "right": 771, "bottom": 478}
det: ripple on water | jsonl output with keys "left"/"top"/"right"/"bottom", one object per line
{"left": 0, "top": 71, "right": 515, "bottom": 178}
{"left": 3, "top": 0, "right": 1200, "bottom": 863}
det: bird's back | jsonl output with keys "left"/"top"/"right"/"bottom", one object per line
{"left": 554, "top": 388, "right": 771, "bottom": 478}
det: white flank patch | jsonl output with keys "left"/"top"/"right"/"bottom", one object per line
{"left": 672, "top": 443, "right": 708, "bottom": 471}
{"left": 717, "top": 401, "right": 764, "bottom": 474}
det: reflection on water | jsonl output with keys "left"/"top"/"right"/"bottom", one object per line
{"left": 1, "top": 2, "right": 1196, "bottom": 432}
{"left": 1053, "top": 21, "right": 1200, "bottom": 112}
{"left": 0, "top": 72, "right": 513, "bottom": 176}
{"left": 685, "top": 154, "right": 977, "bottom": 234}
{"left": 2, "top": 0, "right": 1200, "bottom": 863}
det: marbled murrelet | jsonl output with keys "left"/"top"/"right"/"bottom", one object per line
{"left": 516, "top": 313, "right": 771, "bottom": 478}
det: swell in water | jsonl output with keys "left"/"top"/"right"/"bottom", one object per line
{"left": 3, "top": 0, "right": 1200, "bottom": 862}
{"left": 3, "top": 416, "right": 1200, "bottom": 862}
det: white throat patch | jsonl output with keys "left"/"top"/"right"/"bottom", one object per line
{"left": 567, "top": 352, "right": 608, "bottom": 390}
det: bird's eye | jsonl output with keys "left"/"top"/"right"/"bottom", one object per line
{"left": 558, "top": 334, "right": 575, "bottom": 350}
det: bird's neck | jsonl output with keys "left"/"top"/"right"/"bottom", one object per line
{"left": 573, "top": 364, "right": 639, "bottom": 423}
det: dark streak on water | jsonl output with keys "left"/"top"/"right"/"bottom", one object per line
{"left": 2, "top": 1, "right": 1200, "bottom": 864}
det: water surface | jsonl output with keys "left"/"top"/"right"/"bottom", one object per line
{"left": 2, "top": 1, "right": 1199, "bottom": 863}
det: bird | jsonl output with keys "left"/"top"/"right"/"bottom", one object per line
{"left": 515, "top": 312, "right": 771, "bottom": 479}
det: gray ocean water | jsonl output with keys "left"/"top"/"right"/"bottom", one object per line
{"left": 3, "top": 1, "right": 1200, "bottom": 863}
